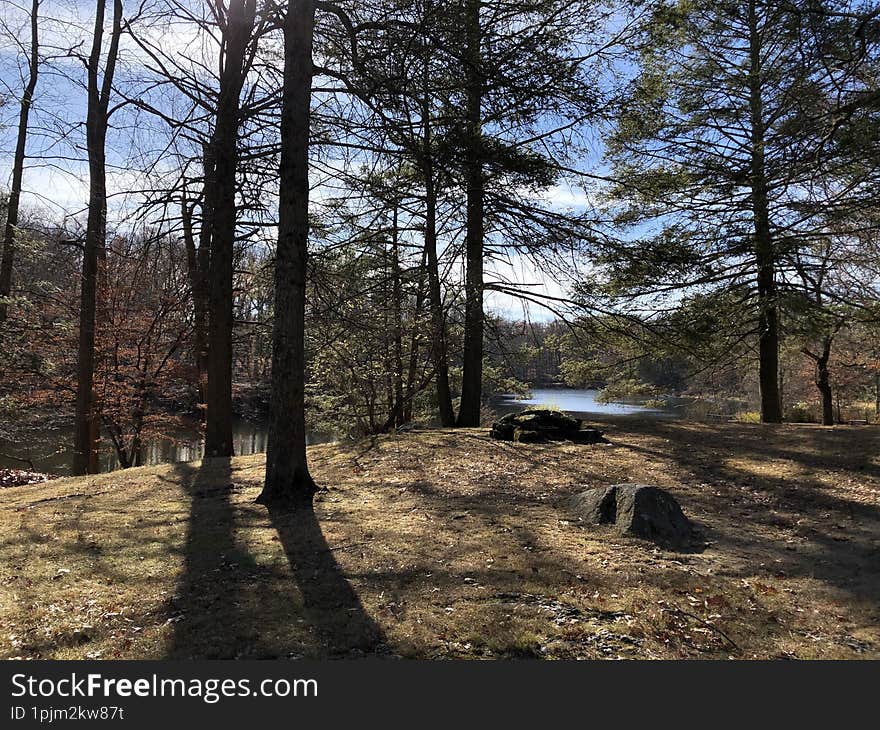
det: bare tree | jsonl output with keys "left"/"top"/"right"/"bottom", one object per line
{"left": 0, "top": 0, "right": 40, "bottom": 323}
{"left": 73, "top": 0, "right": 123, "bottom": 475}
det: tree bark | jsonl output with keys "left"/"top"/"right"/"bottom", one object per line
{"left": 423, "top": 166, "right": 456, "bottom": 426}
{"left": 180, "top": 191, "right": 208, "bottom": 405}
{"left": 403, "top": 246, "right": 428, "bottom": 424}
{"left": 73, "top": 0, "right": 121, "bottom": 475}
{"left": 390, "top": 204, "right": 405, "bottom": 427}
{"left": 804, "top": 337, "right": 834, "bottom": 426}
{"left": 0, "top": 0, "right": 39, "bottom": 324}
{"left": 418, "top": 48, "right": 455, "bottom": 427}
{"left": 815, "top": 337, "right": 834, "bottom": 426}
{"left": 257, "top": 0, "right": 317, "bottom": 507}
{"left": 204, "top": 0, "right": 256, "bottom": 457}
{"left": 457, "top": 0, "right": 484, "bottom": 427}
{"left": 748, "top": 0, "right": 782, "bottom": 424}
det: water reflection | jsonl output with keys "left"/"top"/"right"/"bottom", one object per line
{"left": 495, "top": 388, "right": 677, "bottom": 418}
{"left": 1, "top": 389, "right": 674, "bottom": 476}
{"left": 0, "top": 418, "right": 333, "bottom": 476}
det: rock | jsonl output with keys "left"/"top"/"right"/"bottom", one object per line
{"left": 568, "top": 429, "right": 607, "bottom": 445}
{"left": 568, "top": 485, "right": 618, "bottom": 523}
{"left": 489, "top": 409, "right": 606, "bottom": 444}
{"left": 568, "top": 484, "right": 695, "bottom": 548}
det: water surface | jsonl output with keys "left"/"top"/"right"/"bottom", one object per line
{"left": 1, "top": 388, "right": 676, "bottom": 476}
{"left": 495, "top": 388, "right": 675, "bottom": 418}
{"left": 0, "top": 418, "right": 332, "bottom": 476}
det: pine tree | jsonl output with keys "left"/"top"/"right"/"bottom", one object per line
{"left": 601, "top": 0, "right": 874, "bottom": 422}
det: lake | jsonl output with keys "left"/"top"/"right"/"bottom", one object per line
{"left": 494, "top": 388, "right": 677, "bottom": 418}
{"left": 0, "top": 419, "right": 333, "bottom": 477}
{"left": 0, "top": 389, "right": 675, "bottom": 476}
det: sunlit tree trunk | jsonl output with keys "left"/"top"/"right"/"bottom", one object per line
{"left": 180, "top": 191, "right": 209, "bottom": 406}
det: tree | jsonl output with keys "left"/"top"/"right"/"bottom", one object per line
{"left": 301, "top": 0, "right": 604, "bottom": 429}
{"left": 448, "top": 0, "right": 601, "bottom": 425}
{"left": 73, "top": 0, "right": 123, "bottom": 475}
{"left": 204, "top": 0, "right": 259, "bottom": 457}
{"left": 257, "top": 0, "right": 317, "bottom": 506}
{"left": 456, "top": 0, "right": 484, "bottom": 426}
{"left": 790, "top": 237, "right": 845, "bottom": 425}
{"left": 308, "top": 166, "right": 439, "bottom": 434}
{"left": 600, "top": 0, "right": 878, "bottom": 423}
{"left": 97, "top": 233, "right": 192, "bottom": 467}
{"left": 179, "top": 177, "right": 210, "bottom": 404}
{"left": 0, "top": 0, "right": 40, "bottom": 324}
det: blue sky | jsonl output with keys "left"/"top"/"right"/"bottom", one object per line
{"left": 0, "top": 0, "right": 616, "bottom": 322}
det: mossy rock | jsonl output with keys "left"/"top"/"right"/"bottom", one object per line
{"left": 490, "top": 409, "right": 606, "bottom": 444}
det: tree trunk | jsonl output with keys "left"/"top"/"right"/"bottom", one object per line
{"left": 457, "top": 0, "right": 484, "bottom": 427}
{"left": 0, "top": 0, "right": 39, "bottom": 324}
{"left": 73, "top": 0, "right": 121, "bottom": 475}
{"left": 423, "top": 168, "right": 455, "bottom": 426}
{"left": 390, "top": 204, "right": 405, "bottom": 427}
{"left": 204, "top": 0, "right": 256, "bottom": 457}
{"left": 403, "top": 247, "right": 428, "bottom": 424}
{"left": 814, "top": 337, "right": 834, "bottom": 426}
{"left": 257, "top": 0, "right": 317, "bottom": 507}
{"left": 180, "top": 192, "right": 208, "bottom": 405}
{"left": 747, "top": 0, "right": 782, "bottom": 424}
{"left": 419, "top": 53, "right": 455, "bottom": 427}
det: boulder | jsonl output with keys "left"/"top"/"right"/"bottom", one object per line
{"left": 568, "top": 484, "right": 695, "bottom": 548}
{"left": 568, "top": 485, "right": 618, "bottom": 523}
{"left": 490, "top": 409, "right": 606, "bottom": 444}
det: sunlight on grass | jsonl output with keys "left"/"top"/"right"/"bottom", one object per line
{"left": 2, "top": 424, "right": 879, "bottom": 659}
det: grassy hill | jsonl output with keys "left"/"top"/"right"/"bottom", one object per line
{"left": 1, "top": 422, "right": 878, "bottom": 659}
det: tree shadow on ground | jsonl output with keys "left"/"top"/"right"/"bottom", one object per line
{"left": 266, "top": 503, "right": 385, "bottom": 656}
{"left": 165, "top": 457, "right": 258, "bottom": 658}
{"left": 610, "top": 421, "right": 880, "bottom": 605}
{"left": 165, "top": 457, "right": 384, "bottom": 658}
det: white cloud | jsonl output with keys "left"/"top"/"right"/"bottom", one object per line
{"left": 484, "top": 253, "right": 575, "bottom": 322}
{"left": 533, "top": 183, "right": 597, "bottom": 210}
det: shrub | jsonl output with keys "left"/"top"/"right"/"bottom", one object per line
{"left": 786, "top": 402, "right": 818, "bottom": 423}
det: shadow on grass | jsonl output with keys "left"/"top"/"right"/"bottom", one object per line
{"left": 166, "top": 457, "right": 255, "bottom": 658}
{"left": 611, "top": 420, "right": 880, "bottom": 604}
{"left": 266, "top": 503, "right": 385, "bottom": 656}
{"left": 165, "top": 457, "right": 383, "bottom": 658}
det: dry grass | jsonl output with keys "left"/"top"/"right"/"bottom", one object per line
{"left": 1, "top": 420, "right": 878, "bottom": 659}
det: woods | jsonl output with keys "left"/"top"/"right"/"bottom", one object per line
{"left": 0, "top": 0, "right": 878, "bottom": 474}
{"left": 2, "top": 0, "right": 880, "bottom": 669}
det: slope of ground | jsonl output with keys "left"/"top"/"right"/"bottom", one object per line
{"left": 1, "top": 421, "right": 878, "bottom": 659}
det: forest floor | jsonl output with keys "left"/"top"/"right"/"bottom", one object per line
{"left": 1, "top": 420, "right": 879, "bottom": 660}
